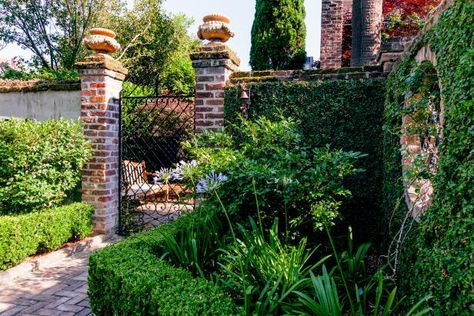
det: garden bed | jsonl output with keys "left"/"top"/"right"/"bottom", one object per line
{"left": 89, "top": 117, "right": 431, "bottom": 315}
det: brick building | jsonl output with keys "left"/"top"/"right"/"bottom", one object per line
{"left": 320, "top": 0, "right": 383, "bottom": 69}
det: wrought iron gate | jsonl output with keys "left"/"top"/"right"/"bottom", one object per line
{"left": 118, "top": 93, "right": 195, "bottom": 235}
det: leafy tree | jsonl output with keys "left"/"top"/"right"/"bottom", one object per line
{"left": 0, "top": 0, "right": 197, "bottom": 94}
{"left": 383, "top": 0, "right": 441, "bottom": 38}
{"left": 106, "top": 0, "right": 198, "bottom": 94}
{"left": 250, "top": 0, "right": 306, "bottom": 70}
{"left": 0, "top": 0, "right": 111, "bottom": 70}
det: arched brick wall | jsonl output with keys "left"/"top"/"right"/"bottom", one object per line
{"left": 400, "top": 46, "right": 443, "bottom": 220}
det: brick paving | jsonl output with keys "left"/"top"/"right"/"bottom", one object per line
{"left": 0, "top": 236, "right": 116, "bottom": 316}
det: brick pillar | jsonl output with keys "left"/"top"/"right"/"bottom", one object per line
{"left": 351, "top": 0, "right": 383, "bottom": 66}
{"left": 190, "top": 44, "right": 240, "bottom": 132}
{"left": 76, "top": 54, "right": 127, "bottom": 235}
{"left": 320, "top": 0, "right": 344, "bottom": 69}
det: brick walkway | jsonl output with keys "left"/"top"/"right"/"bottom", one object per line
{"left": 0, "top": 236, "right": 117, "bottom": 316}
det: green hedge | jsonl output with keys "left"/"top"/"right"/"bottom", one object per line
{"left": 0, "top": 202, "right": 93, "bottom": 270}
{"left": 224, "top": 79, "right": 386, "bottom": 242}
{"left": 0, "top": 119, "right": 91, "bottom": 214}
{"left": 383, "top": 1, "right": 474, "bottom": 314}
{"left": 88, "top": 213, "right": 239, "bottom": 315}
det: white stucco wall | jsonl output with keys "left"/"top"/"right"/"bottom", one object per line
{"left": 0, "top": 90, "right": 81, "bottom": 121}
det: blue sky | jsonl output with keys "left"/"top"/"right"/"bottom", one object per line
{"left": 0, "top": 0, "right": 322, "bottom": 71}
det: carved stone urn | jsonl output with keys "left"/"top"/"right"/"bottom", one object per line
{"left": 83, "top": 27, "right": 121, "bottom": 54}
{"left": 197, "top": 14, "right": 234, "bottom": 43}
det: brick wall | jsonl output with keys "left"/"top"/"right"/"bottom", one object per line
{"left": 320, "top": 0, "right": 343, "bottom": 69}
{"left": 190, "top": 44, "right": 240, "bottom": 132}
{"left": 343, "top": 0, "right": 353, "bottom": 13}
{"left": 76, "top": 55, "right": 127, "bottom": 235}
{"left": 230, "top": 66, "right": 386, "bottom": 84}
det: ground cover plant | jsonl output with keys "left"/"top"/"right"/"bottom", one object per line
{"left": 0, "top": 119, "right": 91, "bottom": 214}
{"left": 155, "top": 186, "right": 431, "bottom": 315}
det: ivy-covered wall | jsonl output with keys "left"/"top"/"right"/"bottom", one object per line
{"left": 383, "top": 0, "right": 473, "bottom": 314}
{"left": 224, "top": 78, "right": 386, "bottom": 242}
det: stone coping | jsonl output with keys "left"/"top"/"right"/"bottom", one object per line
{"left": 75, "top": 53, "right": 128, "bottom": 76}
{"left": 230, "top": 66, "right": 386, "bottom": 84}
{"left": 0, "top": 79, "right": 81, "bottom": 93}
{"left": 190, "top": 43, "right": 240, "bottom": 67}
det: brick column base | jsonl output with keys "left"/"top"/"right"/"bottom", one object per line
{"left": 190, "top": 44, "right": 240, "bottom": 132}
{"left": 76, "top": 54, "right": 127, "bottom": 235}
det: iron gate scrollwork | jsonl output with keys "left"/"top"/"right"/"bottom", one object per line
{"left": 119, "top": 93, "right": 195, "bottom": 235}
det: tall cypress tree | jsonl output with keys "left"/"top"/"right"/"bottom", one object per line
{"left": 250, "top": 0, "right": 307, "bottom": 70}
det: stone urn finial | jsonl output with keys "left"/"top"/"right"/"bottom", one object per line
{"left": 83, "top": 27, "right": 120, "bottom": 55}
{"left": 197, "top": 14, "right": 234, "bottom": 44}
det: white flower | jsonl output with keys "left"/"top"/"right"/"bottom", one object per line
{"left": 172, "top": 160, "right": 199, "bottom": 181}
{"left": 156, "top": 167, "right": 173, "bottom": 184}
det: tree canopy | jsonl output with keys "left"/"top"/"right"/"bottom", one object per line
{"left": 0, "top": 0, "right": 110, "bottom": 70}
{"left": 383, "top": 0, "right": 441, "bottom": 37}
{"left": 106, "top": 0, "right": 198, "bottom": 94}
{"left": 0, "top": 0, "right": 197, "bottom": 94}
{"left": 250, "top": 0, "right": 306, "bottom": 70}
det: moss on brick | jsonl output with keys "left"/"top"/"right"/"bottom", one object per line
{"left": 229, "top": 67, "right": 386, "bottom": 84}
{"left": 75, "top": 54, "right": 128, "bottom": 75}
{"left": 0, "top": 79, "right": 80, "bottom": 93}
{"left": 190, "top": 44, "right": 240, "bottom": 67}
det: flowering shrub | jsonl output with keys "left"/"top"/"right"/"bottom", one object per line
{"left": 183, "top": 116, "right": 364, "bottom": 235}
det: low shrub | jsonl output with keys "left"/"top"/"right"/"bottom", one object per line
{"left": 0, "top": 202, "right": 93, "bottom": 270}
{"left": 88, "top": 212, "right": 239, "bottom": 316}
{"left": 0, "top": 119, "right": 91, "bottom": 214}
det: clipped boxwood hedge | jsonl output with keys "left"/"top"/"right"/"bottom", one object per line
{"left": 88, "top": 213, "right": 239, "bottom": 315}
{"left": 0, "top": 202, "right": 93, "bottom": 270}
{"left": 224, "top": 79, "right": 386, "bottom": 242}
{"left": 383, "top": 1, "right": 474, "bottom": 314}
